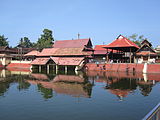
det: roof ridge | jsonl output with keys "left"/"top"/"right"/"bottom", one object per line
{"left": 124, "top": 37, "right": 133, "bottom": 46}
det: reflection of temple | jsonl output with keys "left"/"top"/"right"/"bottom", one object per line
{"left": 86, "top": 71, "right": 159, "bottom": 99}
{"left": 27, "top": 73, "right": 93, "bottom": 99}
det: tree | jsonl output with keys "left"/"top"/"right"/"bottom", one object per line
{"left": 0, "top": 35, "right": 9, "bottom": 46}
{"left": 36, "top": 29, "right": 54, "bottom": 49}
{"left": 17, "top": 37, "right": 33, "bottom": 48}
{"left": 127, "top": 34, "right": 147, "bottom": 47}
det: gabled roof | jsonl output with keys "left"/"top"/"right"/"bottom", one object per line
{"left": 51, "top": 57, "right": 84, "bottom": 66}
{"left": 103, "top": 35, "right": 139, "bottom": 52}
{"left": 24, "top": 50, "right": 40, "bottom": 56}
{"left": 141, "top": 39, "right": 152, "bottom": 47}
{"left": 136, "top": 44, "right": 156, "bottom": 53}
{"left": 53, "top": 38, "right": 92, "bottom": 48}
{"left": 31, "top": 58, "right": 51, "bottom": 65}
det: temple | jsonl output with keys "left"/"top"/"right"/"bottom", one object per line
{"left": 135, "top": 39, "right": 158, "bottom": 63}
{"left": 29, "top": 38, "right": 94, "bottom": 72}
{"left": 103, "top": 35, "right": 139, "bottom": 63}
{"left": 0, "top": 35, "right": 160, "bottom": 73}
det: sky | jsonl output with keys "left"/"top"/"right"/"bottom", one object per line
{"left": 0, "top": 0, "right": 160, "bottom": 47}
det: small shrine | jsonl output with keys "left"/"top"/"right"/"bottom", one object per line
{"left": 135, "top": 39, "right": 157, "bottom": 63}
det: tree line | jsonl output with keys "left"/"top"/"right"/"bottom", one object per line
{"left": 0, "top": 30, "right": 150, "bottom": 49}
{"left": 0, "top": 29, "right": 54, "bottom": 50}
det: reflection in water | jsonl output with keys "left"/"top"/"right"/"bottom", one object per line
{"left": 27, "top": 73, "right": 93, "bottom": 99}
{"left": 0, "top": 69, "right": 160, "bottom": 100}
{"left": 0, "top": 69, "right": 160, "bottom": 120}
{"left": 37, "top": 84, "right": 53, "bottom": 99}
{"left": 86, "top": 71, "right": 159, "bottom": 100}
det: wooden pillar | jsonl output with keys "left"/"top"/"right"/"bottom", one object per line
{"left": 39, "top": 65, "right": 41, "bottom": 72}
{"left": 65, "top": 66, "right": 67, "bottom": 74}
{"left": 130, "top": 48, "right": 132, "bottom": 63}
{"left": 106, "top": 48, "right": 109, "bottom": 63}
{"left": 56, "top": 65, "right": 58, "bottom": 74}
{"left": 47, "top": 64, "right": 50, "bottom": 74}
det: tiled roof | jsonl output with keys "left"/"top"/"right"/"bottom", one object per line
{"left": 52, "top": 75, "right": 85, "bottom": 83}
{"left": 37, "top": 48, "right": 91, "bottom": 56}
{"left": 53, "top": 38, "right": 91, "bottom": 48}
{"left": 24, "top": 50, "right": 40, "bottom": 56}
{"left": 26, "top": 79, "right": 90, "bottom": 98}
{"left": 94, "top": 45, "right": 107, "bottom": 50}
{"left": 52, "top": 83, "right": 90, "bottom": 98}
{"left": 7, "top": 63, "right": 31, "bottom": 69}
{"left": 104, "top": 35, "right": 139, "bottom": 48}
{"left": 37, "top": 48, "right": 59, "bottom": 56}
{"left": 94, "top": 50, "right": 107, "bottom": 55}
{"left": 53, "top": 48, "right": 89, "bottom": 56}
{"left": 136, "top": 51, "right": 157, "bottom": 56}
{"left": 31, "top": 73, "right": 49, "bottom": 80}
{"left": 94, "top": 45, "right": 118, "bottom": 55}
{"left": 51, "top": 57, "right": 84, "bottom": 65}
{"left": 31, "top": 58, "right": 50, "bottom": 65}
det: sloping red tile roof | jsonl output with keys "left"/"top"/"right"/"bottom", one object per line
{"left": 104, "top": 35, "right": 139, "bottom": 49}
{"left": 31, "top": 58, "right": 50, "bottom": 65}
{"left": 53, "top": 48, "right": 90, "bottom": 56}
{"left": 24, "top": 50, "right": 40, "bottom": 56}
{"left": 136, "top": 51, "right": 157, "bottom": 56}
{"left": 6, "top": 67, "right": 31, "bottom": 72}
{"left": 53, "top": 38, "right": 91, "bottom": 48}
{"left": 52, "top": 75, "right": 85, "bottom": 83}
{"left": 26, "top": 79, "right": 90, "bottom": 98}
{"left": 94, "top": 45, "right": 118, "bottom": 55}
{"left": 94, "top": 50, "right": 107, "bottom": 55}
{"left": 94, "top": 45, "right": 107, "bottom": 50}
{"left": 51, "top": 57, "right": 84, "bottom": 65}
{"left": 31, "top": 73, "right": 49, "bottom": 80}
{"left": 52, "top": 83, "right": 90, "bottom": 98}
{"left": 37, "top": 48, "right": 91, "bottom": 56}
{"left": 7, "top": 63, "right": 31, "bottom": 69}
{"left": 37, "top": 48, "right": 59, "bottom": 56}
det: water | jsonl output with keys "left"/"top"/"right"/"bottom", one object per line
{"left": 0, "top": 69, "right": 160, "bottom": 120}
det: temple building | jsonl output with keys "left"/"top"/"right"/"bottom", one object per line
{"left": 103, "top": 35, "right": 139, "bottom": 63}
{"left": 0, "top": 46, "right": 35, "bottom": 67}
{"left": 94, "top": 45, "right": 123, "bottom": 64}
{"left": 135, "top": 39, "right": 158, "bottom": 63}
{"left": 30, "top": 38, "right": 94, "bottom": 71}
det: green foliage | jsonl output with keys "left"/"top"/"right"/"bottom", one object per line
{"left": 0, "top": 35, "right": 9, "bottom": 46}
{"left": 36, "top": 29, "right": 54, "bottom": 50}
{"left": 37, "top": 84, "right": 53, "bottom": 99}
{"left": 127, "top": 34, "right": 147, "bottom": 47}
{"left": 17, "top": 37, "right": 33, "bottom": 48}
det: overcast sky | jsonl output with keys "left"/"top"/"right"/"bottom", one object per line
{"left": 0, "top": 0, "right": 160, "bottom": 47}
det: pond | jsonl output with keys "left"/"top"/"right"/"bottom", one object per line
{"left": 0, "top": 69, "right": 160, "bottom": 120}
